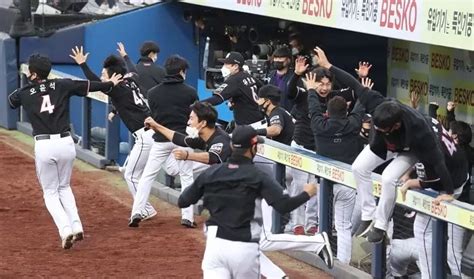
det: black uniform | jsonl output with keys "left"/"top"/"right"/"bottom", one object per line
{"left": 178, "top": 154, "right": 311, "bottom": 242}
{"left": 329, "top": 65, "right": 456, "bottom": 194}
{"left": 267, "top": 107, "right": 295, "bottom": 145}
{"left": 148, "top": 74, "right": 199, "bottom": 142}
{"left": 416, "top": 118, "right": 469, "bottom": 192}
{"left": 79, "top": 63, "right": 151, "bottom": 133}
{"left": 171, "top": 127, "right": 232, "bottom": 164}
{"left": 135, "top": 56, "right": 166, "bottom": 93}
{"left": 308, "top": 90, "right": 365, "bottom": 164}
{"left": 203, "top": 71, "right": 264, "bottom": 125}
{"left": 8, "top": 79, "right": 113, "bottom": 135}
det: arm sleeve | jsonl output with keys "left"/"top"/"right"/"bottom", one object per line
{"left": 260, "top": 174, "right": 311, "bottom": 214}
{"left": 89, "top": 81, "right": 114, "bottom": 93}
{"left": 177, "top": 175, "right": 204, "bottom": 208}
{"left": 123, "top": 55, "right": 138, "bottom": 74}
{"left": 446, "top": 109, "right": 456, "bottom": 124}
{"left": 308, "top": 90, "right": 326, "bottom": 132}
{"left": 287, "top": 73, "right": 300, "bottom": 99}
{"left": 201, "top": 95, "right": 224, "bottom": 106}
{"left": 8, "top": 89, "right": 21, "bottom": 108}
{"left": 79, "top": 63, "right": 101, "bottom": 82}
{"left": 348, "top": 100, "right": 365, "bottom": 128}
{"left": 172, "top": 132, "right": 206, "bottom": 149}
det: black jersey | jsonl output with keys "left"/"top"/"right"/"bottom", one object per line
{"left": 104, "top": 72, "right": 151, "bottom": 133}
{"left": 172, "top": 127, "right": 231, "bottom": 164}
{"left": 267, "top": 107, "right": 295, "bottom": 145}
{"left": 213, "top": 71, "right": 264, "bottom": 125}
{"left": 8, "top": 79, "right": 90, "bottom": 136}
{"left": 416, "top": 118, "right": 469, "bottom": 192}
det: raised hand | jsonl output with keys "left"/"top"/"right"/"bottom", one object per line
{"left": 295, "top": 56, "right": 309, "bottom": 75}
{"left": 409, "top": 90, "right": 421, "bottom": 109}
{"left": 447, "top": 101, "right": 456, "bottom": 112}
{"left": 304, "top": 72, "right": 319, "bottom": 91}
{"left": 313, "top": 47, "right": 331, "bottom": 69}
{"left": 117, "top": 42, "right": 127, "bottom": 58}
{"left": 69, "top": 46, "right": 89, "bottom": 65}
{"left": 108, "top": 73, "right": 123, "bottom": 86}
{"left": 355, "top": 61, "right": 372, "bottom": 78}
{"left": 433, "top": 194, "right": 454, "bottom": 205}
{"left": 361, "top": 77, "right": 374, "bottom": 89}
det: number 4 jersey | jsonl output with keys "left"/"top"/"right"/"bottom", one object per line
{"left": 416, "top": 118, "right": 469, "bottom": 192}
{"left": 8, "top": 79, "right": 92, "bottom": 136}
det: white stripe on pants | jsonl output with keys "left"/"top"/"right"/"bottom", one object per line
{"left": 35, "top": 136, "right": 83, "bottom": 239}
{"left": 259, "top": 200, "right": 326, "bottom": 278}
{"left": 124, "top": 129, "right": 155, "bottom": 215}
{"left": 333, "top": 184, "right": 356, "bottom": 264}
{"left": 202, "top": 226, "right": 260, "bottom": 279}
{"left": 132, "top": 141, "right": 194, "bottom": 221}
{"left": 352, "top": 145, "right": 417, "bottom": 230}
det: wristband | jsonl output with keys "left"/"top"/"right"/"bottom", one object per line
{"left": 185, "top": 151, "right": 189, "bottom": 160}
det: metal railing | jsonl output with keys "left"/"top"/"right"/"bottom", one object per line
{"left": 257, "top": 138, "right": 474, "bottom": 279}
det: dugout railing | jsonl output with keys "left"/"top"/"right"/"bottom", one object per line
{"left": 15, "top": 65, "right": 474, "bottom": 278}
{"left": 257, "top": 138, "right": 474, "bottom": 279}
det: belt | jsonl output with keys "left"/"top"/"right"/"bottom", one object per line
{"left": 34, "top": 131, "right": 71, "bottom": 141}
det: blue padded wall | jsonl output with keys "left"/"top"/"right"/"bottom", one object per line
{"left": 0, "top": 36, "right": 18, "bottom": 129}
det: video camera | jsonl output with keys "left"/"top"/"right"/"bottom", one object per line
{"left": 204, "top": 59, "right": 270, "bottom": 90}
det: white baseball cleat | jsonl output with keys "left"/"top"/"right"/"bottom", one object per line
{"left": 142, "top": 209, "right": 157, "bottom": 221}
{"left": 62, "top": 234, "right": 74, "bottom": 250}
{"left": 318, "top": 231, "right": 334, "bottom": 269}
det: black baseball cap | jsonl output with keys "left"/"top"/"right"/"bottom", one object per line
{"left": 232, "top": 125, "right": 265, "bottom": 149}
{"left": 258, "top": 84, "right": 281, "bottom": 101}
{"left": 220, "top": 51, "right": 245, "bottom": 67}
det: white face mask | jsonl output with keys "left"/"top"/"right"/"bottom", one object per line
{"left": 291, "top": 48, "right": 299, "bottom": 56}
{"left": 186, "top": 126, "right": 199, "bottom": 138}
{"left": 221, "top": 66, "right": 232, "bottom": 79}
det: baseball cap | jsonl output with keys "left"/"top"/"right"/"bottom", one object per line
{"left": 231, "top": 125, "right": 265, "bottom": 149}
{"left": 220, "top": 51, "right": 245, "bottom": 67}
{"left": 258, "top": 84, "right": 281, "bottom": 101}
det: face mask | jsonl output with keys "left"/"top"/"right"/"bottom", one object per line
{"left": 291, "top": 48, "right": 299, "bottom": 56}
{"left": 186, "top": 126, "right": 199, "bottom": 138}
{"left": 221, "top": 66, "right": 232, "bottom": 79}
{"left": 273, "top": 61, "right": 285, "bottom": 71}
{"left": 258, "top": 101, "right": 269, "bottom": 114}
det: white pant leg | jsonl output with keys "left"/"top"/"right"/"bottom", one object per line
{"left": 333, "top": 184, "right": 356, "bottom": 264}
{"left": 260, "top": 252, "right": 286, "bottom": 279}
{"left": 414, "top": 213, "right": 433, "bottom": 279}
{"left": 305, "top": 175, "right": 318, "bottom": 229}
{"left": 288, "top": 167, "right": 306, "bottom": 228}
{"left": 447, "top": 223, "right": 466, "bottom": 277}
{"left": 35, "top": 137, "right": 76, "bottom": 239}
{"left": 176, "top": 147, "right": 195, "bottom": 222}
{"left": 352, "top": 145, "right": 393, "bottom": 221}
{"left": 124, "top": 129, "right": 155, "bottom": 215}
{"left": 193, "top": 161, "right": 210, "bottom": 177}
{"left": 254, "top": 154, "right": 275, "bottom": 175}
{"left": 203, "top": 226, "right": 260, "bottom": 279}
{"left": 390, "top": 238, "right": 419, "bottom": 277}
{"left": 56, "top": 137, "right": 83, "bottom": 234}
{"left": 375, "top": 153, "right": 417, "bottom": 231}
{"left": 351, "top": 193, "right": 362, "bottom": 235}
{"left": 132, "top": 141, "right": 174, "bottom": 216}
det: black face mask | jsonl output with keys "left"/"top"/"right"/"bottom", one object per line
{"left": 273, "top": 61, "right": 286, "bottom": 71}
{"left": 259, "top": 101, "right": 269, "bottom": 114}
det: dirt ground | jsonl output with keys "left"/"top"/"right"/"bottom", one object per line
{"left": 0, "top": 130, "right": 332, "bottom": 278}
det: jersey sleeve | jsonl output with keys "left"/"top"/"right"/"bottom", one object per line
{"left": 207, "top": 136, "right": 231, "bottom": 164}
{"left": 269, "top": 111, "right": 284, "bottom": 129}
{"left": 214, "top": 80, "right": 239, "bottom": 101}
{"left": 60, "top": 79, "right": 90, "bottom": 97}
{"left": 8, "top": 89, "right": 21, "bottom": 108}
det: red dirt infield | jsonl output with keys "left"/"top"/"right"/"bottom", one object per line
{"left": 0, "top": 132, "right": 331, "bottom": 278}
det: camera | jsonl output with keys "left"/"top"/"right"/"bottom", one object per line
{"left": 204, "top": 59, "right": 270, "bottom": 90}
{"left": 252, "top": 41, "right": 287, "bottom": 58}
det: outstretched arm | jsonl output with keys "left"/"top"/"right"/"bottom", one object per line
{"left": 70, "top": 46, "right": 101, "bottom": 82}
{"left": 117, "top": 42, "right": 138, "bottom": 74}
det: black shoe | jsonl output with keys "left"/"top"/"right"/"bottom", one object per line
{"left": 367, "top": 227, "right": 386, "bottom": 243}
{"left": 128, "top": 214, "right": 143, "bottom": 228}
{"left": 318, "top": 231, "right": 334, "bottom": 269}
{"left": 62, "top": 234, "right": 74, "bottom": 250}
{"left": 181, "top": 219, "right": 197, "bottom": 228}
{"left": 73, "top": 232, "right": 84, "bottom": 242}
{"left": 355, "top": 220, "right": 373, "bottom": 238}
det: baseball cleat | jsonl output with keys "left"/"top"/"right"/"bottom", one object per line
{"left": 367, "top": 227, "right": 386, "bottom": 244}
{"left": 355, "top": 220, "right": 373, "bottom": 238}
{"left": 73, "top": 232, "right": 84, "bottom": 242}
{"left": 292, "top": 225, "right": 305, "bottom": 235}
{"left": 181, "top": 219, "right": 197, "bottom": 228}
{"left": 318, "top": 231, "right": 334, "bottom": 269}
{"left": 62, "top": 234, "right": 74, "bottom": 250}
{"left": 128, "top": 214, "right": 143, "bottom": 228}
{"left": 142, "top": 209, "right": 157, "bottom": 221}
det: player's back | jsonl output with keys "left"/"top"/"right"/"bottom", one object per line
{"left": 10, "top": 79, "right": 89, "bottom": 136}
